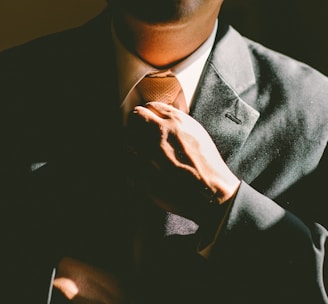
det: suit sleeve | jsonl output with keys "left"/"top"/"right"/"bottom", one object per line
{"left": 199, "top": 180, "right": 328, "bottom": 303}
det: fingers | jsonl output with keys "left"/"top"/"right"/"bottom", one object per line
{"left": 54, "top": 257, "right": 126, "bottom": 304}
{"left": 54, "top": 279, "right": 78, "bottom": 300}
{"left": 159, "top": 138, "right": 194, "bottom": 171}
{"left": 132, "top": 102, "right": 182, "bottom": 144}
{"left": 132, "top": 102, "right": 194, "bottom": 167}
{"left": 134, "top": 101, "right": 181, "bottom": 121}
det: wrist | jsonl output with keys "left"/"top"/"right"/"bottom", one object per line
{"left": 189, "top": 178, "right": 238, "bottom": 226}
{"left": 202, "top": 177, "right": 241, "bottom": 205}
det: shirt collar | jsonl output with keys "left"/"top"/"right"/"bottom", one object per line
{"left": 112, "top": 20, "right": 218, "bottom": 108}
{"left": 172, "top": 20, "right": 217, "bottom": 107}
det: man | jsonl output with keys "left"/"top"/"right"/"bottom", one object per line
{"left": 1, "top": 0, "right": 328, "bottom": 303}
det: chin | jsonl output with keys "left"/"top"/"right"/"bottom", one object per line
{"left": 113, "top": 0, "right": 201, "bottom": 24}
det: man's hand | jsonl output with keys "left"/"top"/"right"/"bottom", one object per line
{"left": 53, "top": 257, "right": 128, "bottom": 304}
{"left": 126, "top": 101, "right": 240, "bottom": 221}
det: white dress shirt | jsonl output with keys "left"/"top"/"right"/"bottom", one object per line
{"left": 112, "top": 20, "right": 218, "bottom": 125}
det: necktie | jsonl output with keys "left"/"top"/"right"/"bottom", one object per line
{"left": 132, "top": 71, "right": 190, "bottom": 270}
{"left": 137, "top": 70, "right": 188, "bottom": 112}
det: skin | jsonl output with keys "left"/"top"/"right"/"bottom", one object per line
{"left": 112, "top": 0, "right": 224, "bottom": 67}
{"left": 54, "top": 1, "right": 241, "bottom": 303}
{"left": 133, "top": 102, "right": 240, "bottom": 207}
{"left": 54, "top": 257, "right": 127, "bottom": 304}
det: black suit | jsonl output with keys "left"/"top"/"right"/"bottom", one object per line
{"left": 1, "top": 7, "right": 328, "bottom": 303}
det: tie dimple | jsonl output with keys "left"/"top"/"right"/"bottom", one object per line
{"left": 137, "top": 74, "right": 181, "bottom": 104}
{"left": 137, "top": 71, "right": 188, "bottom": 112}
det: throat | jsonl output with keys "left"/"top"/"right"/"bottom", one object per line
{"left": 114, "top": 14, "right": 213, "bottom": 68}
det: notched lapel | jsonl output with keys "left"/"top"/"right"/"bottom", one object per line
{"left": 191, "top": 64, "right": 259, "bottom": 169}
{"left": 163, "top": 69, "right": 243, "bottom": 236}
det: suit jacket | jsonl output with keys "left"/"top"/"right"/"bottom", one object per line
{"left": 1, "top": 7, "right": 328, "bottom": 304}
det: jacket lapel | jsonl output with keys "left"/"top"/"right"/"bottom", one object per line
{"left": 165, "top": 25, "right": 262, "bottom": 237}
{"left": 190, "top": 25, "right": 260, "bottom": 171}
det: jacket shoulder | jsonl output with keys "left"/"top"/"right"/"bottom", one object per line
{"left": 0, "top": 8, "right": 111, "bottom": 72}
{"left": 245, "top": 37, "right": 328, "bottom": 102}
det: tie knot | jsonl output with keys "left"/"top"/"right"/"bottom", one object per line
{"left": 137, "top": 71, "right": 182, "bottom": 105}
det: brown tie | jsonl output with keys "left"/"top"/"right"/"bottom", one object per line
{"left": 137, "top": 70, "right": 188, "bottom": 112}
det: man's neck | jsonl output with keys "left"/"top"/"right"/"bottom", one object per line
{"left": 114, "top": 13, "right": 218, "bottom": 69}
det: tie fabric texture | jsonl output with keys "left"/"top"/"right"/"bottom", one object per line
{"left": 137, "top": 70, "right": 188, "bottom": 112}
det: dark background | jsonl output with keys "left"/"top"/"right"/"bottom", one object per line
{"left": 223, "top": 0, "right": 328, "bottom": 75}
{"left": 0, "top": 0, "right": 327, "bottom": 75}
